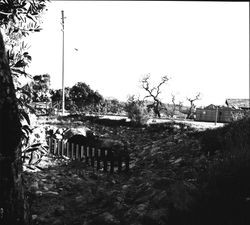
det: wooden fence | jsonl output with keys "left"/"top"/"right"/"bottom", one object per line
{"left": 48, "top": 138, "right": 130, "bottom": 173}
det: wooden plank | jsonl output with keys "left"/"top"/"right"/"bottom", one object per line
{"left": 53, "top": 139, "right": 57, "bottom": 154}
{"left": 58, "top": 140, "right": 61, "bottom": 156}
{"left": 61, "top": 141, "right": 65, "bottom": 156}
{"left": 76, "top": 144, "right": 79, "bottom": 160}
{"left": 49, "top": 138, "right": 52, "bottom": 154}
{"left": 86, "top": 146, "right": 89, "bottom": 164}
{"left": 71, "top": 143, "right": 74, "bottom": 159}
{"left": 97, "top": 149, "right": 101, "bottom": 170}
{"left": 80, "top": 146, "right": 84, "bottom": 160}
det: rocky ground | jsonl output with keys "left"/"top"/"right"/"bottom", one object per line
{"left": 23, "top": 118, "right": 219, "bottom": 225}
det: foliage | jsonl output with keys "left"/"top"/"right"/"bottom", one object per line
{"left": 200, "top": 117, "right": 250, "bottom": 155}
{"left": 230, "top": 110, "right": 248, "bottom": 121}
{"left": 22, "top": 142, "right": 48, "bottom": 166}
{"left": 98, "top": 98, "right": 125, "bottom": 115}
{"left": 31, "top": 74, "right": 51, "bottom": 102}
{"left": 0, "top": 1, "right": 50, "bottom": 169}
{"left": 1, "top": 0, "right": 49, "bottom": 78}
{"left": 50, "top": 87, "right": 70, "bottom": 102}
{"left": 69, "top": 82, "right": 103, "bottom": 111}
{"left": 0, "top": 0, "right": 49, "bottom": 132}
{"left": 124, "top": 95, "right": 150, "bottom": 125}
{"left": 21, "top": 123, "right": 49, "bottom": 168}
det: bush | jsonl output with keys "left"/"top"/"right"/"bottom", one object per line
{"left": 124, "top": 96, "right": 149, "bottom": 125}
{"left": 200, "top": 117, "right": 250, "bottom": 155}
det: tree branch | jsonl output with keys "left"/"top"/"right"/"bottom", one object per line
{"left": 0, "top": 11, "right": 12, "bottom": 16}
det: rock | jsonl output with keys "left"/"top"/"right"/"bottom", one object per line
{"left": 31, "top": 214, "right": 38, "bottom": 220}
{"left": 173, "top": 158, "right": 182, "bottom": 164}
{"left": 136, "top": 203, "right": 148, "bottom": 213}
{"left": 35, "top": 190, "right": 43, "bottom": 196}
{"left": 92, "top": 212, "right": 120, "bottom": 225}
{"left": 75, "top": 195, "right": 85, "bottom": 203}
{"left": 44, "top": 191, "right": 59, "bottom": 196}
{"left": 122, "top": 185, "right": 129, "bottom": 190}
{"left": 43, "top": 186, "right": 49, "bottom": 191}
{"left": 177, "top": 139, "right": 183, "bottom": 143}
{"left": 166, "top": 142, "right": 175, "bottom": 147}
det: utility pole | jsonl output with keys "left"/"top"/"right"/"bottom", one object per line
{"left": 61, "top": 10, "right": 65, "bottom": 115}
{"left": 215, "top": 105, "right": 218, "bottom": 125}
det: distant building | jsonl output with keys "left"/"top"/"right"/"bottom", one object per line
{"left": 225, "top": 99, "right": 250, "bottom": 110}
{"left": 195, "top": 99, "right": 250, "bottom": 123}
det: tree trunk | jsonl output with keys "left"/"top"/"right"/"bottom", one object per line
{"left": 0, "top": 30, "right": 28, "bottom": 225}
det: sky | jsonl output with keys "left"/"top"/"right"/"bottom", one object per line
{"left": 26, "top": 1, "right": 249, "bottom": 107}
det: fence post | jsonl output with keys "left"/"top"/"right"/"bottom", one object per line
{"left": 80, "top": 146, "right": 84, "bottom": 160}
{"left": 53, "top": 139, "right": 57, "bottom": 155}
{"left": 86, "top": 146, "right": 90, "bottom": 165}
{"left": 103, "top": 149, "right": 108, "bottom": 172}
{"left": 76, "top": 144, "right": 79, "bottom": 160}
{"left": 66, "top": 142, "right": 70, "bottom": 157}
{"left": 62, "top": 141, "right": 65, "bottom": 156}
{"left": 58, "top": 140, "right": 61, "bottom": 156}
{"left": 97, "top": 149, "right": 101, "bottom": 170}
{"left": 71, "top": 143, "right": 74, "bottom": 159}
{"left": 49, "top": 138, "right": 52, "bottom": 154}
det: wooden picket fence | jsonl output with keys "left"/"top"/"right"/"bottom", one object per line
{"left": 48, "top": 138, "right": 130, "bottom": 173}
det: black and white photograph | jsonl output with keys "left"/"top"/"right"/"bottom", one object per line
{"left": 0, "top": 1, "right": 249, "bottom": 225}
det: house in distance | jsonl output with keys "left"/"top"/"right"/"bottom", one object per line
{"left": 195, "top": 99, "right": 250, "bottom": 123}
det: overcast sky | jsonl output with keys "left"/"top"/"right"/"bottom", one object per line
{"left": 26, "top": 1, "right": 249, "bottom": 106}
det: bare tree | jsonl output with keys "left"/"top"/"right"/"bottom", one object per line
{"left": 141, "top": 74, "right": 170, "bottom": 118}
{"left": 186, "top": 93, "right": 201, "bottom": 119}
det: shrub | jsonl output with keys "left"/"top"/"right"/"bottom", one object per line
{"left": 200, "top": 117, "right": 250, "bottom": 155}
{"left": 124, "top": 96, "right": 149, "bottom": 125}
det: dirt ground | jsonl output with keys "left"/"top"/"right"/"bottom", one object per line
{"left": 24, "top": 117, "right": 217, "bottom": 225}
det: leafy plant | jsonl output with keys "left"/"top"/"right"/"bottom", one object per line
{"left": 22, "top": 142, "right": 48, "bottom": 166}
{"left": 200, "top": 117, "right": 250, "bottom": 155}
{"left": 125, "top": 95, "right": 149, "bottom": 125}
